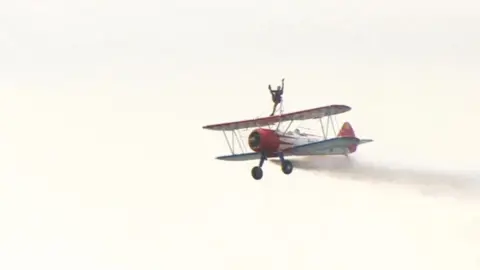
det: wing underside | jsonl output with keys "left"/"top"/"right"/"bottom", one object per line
{"left": 216, "top": 137, "right": 370, "bottom": 161}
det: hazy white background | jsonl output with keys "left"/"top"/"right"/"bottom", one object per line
{"left": 1, "top": 0, "right": 479, "bottom": 269}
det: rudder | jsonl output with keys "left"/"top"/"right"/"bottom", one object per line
{"left": 337, "top": 122, "right": 355, "bottom": 138}
{"left": 337, "top": 122, "right": 357, "bottom": 153}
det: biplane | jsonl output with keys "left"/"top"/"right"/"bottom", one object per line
{"left": 203, "top": 104, "right": 373, "bottom": 180}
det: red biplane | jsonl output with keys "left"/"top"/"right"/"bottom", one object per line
{"left": 203, "top": 104, "right": 372, "bottom": 180}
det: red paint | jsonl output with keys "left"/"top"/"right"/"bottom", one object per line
{"left": 248, "top": 128, "right": 280, "bottom": 154}
{"left": 337, "top": 122, "right": 357, "bottom": 153}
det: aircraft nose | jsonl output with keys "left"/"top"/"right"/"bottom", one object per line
{"left": 248, "top": 131, "right": 261, "bottom": 148}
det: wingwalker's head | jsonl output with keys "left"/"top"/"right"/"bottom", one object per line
{"left": 248, "top": 128, "right": 280, "bottom": 154}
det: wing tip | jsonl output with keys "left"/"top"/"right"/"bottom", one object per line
{"left": 203, "top": 125, "right": 223, "bottom": 131}
{"left": 215, "top": 152, "right": 261, "bottom": 161}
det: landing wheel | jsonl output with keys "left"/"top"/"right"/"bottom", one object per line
{"left": 251, "top": 166, "right": 263, "bottom": 180}
{"left": 281, "top": 160, "right": 293, "bottom": 175}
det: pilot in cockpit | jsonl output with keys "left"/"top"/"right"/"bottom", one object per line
{"left": 286, "top": 128, "right": 305, "bottom": 136}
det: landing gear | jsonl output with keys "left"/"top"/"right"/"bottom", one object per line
{"left": 250, "top": 152, "right": 294, "bottom": 180}
{"left": 251, "top": 166, "right": 263, "bottom": 180}
{"left": 278, "top": 152, "right": 293, "bottom": 175}
{"left": 251, "top": 152, "right": 267, "bottom": 180}
{"left": 281, "top": 160, "right": 293, "bottom": 174}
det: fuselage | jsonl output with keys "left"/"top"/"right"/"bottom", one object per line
{"left": 247, "top": 127, "right": 323, "bottom": 155}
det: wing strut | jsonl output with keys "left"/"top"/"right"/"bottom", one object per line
{"left": 318, "top": 114, "right": 341, "bottom": 139}
{"left": 332, "top": 115, "right": 338, "bottom": 135}
{"left": 282, "top": 119, "right": 295, "bottom": 135}
{"left": 233, "top": 130, "right": 247, "bottom": 153}
{"left": 320, "top": 118, "right": 326, "bottom": 137}
{"left": 222, "top": 130, "right": 234, "bottom": 154}
{"left": 327, "top": 114, "right": 333, "bottom": 135}
{"left": 221, "top": 129, "right": 249, "bottom": 155}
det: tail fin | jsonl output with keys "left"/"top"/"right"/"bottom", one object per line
{"left": 337, "top": 122, "right": 355, "bottom": 138}
{"left": 337, "top": 122, "right": 373, "bottom": 153}
{"left": 337, "top": 122, "right": 357, "bottom": 153}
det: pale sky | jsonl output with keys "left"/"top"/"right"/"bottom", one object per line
{"left": 0, "top": 0, "right": 479, "bottom": 269}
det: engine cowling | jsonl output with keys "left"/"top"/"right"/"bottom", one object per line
{"left": 248, "top": 128, "right": 280, "bottom": 153}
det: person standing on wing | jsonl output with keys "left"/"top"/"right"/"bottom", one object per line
{"left": 269, "top": 78, "right": 284, "bottom": 116}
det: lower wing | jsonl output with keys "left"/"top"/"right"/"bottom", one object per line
{"left": 215, "top": 137, "right": 373, "bottom": 161}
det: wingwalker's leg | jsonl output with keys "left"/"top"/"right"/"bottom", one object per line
{"left": 278, "top": 152, "right": 293, "bottom": 175}
{"left": 251, "top": 152, "right": 266, "bottom": 180}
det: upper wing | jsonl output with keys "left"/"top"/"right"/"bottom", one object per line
{"left": 203, "top": 104, "right": 351, "bottom": 131}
